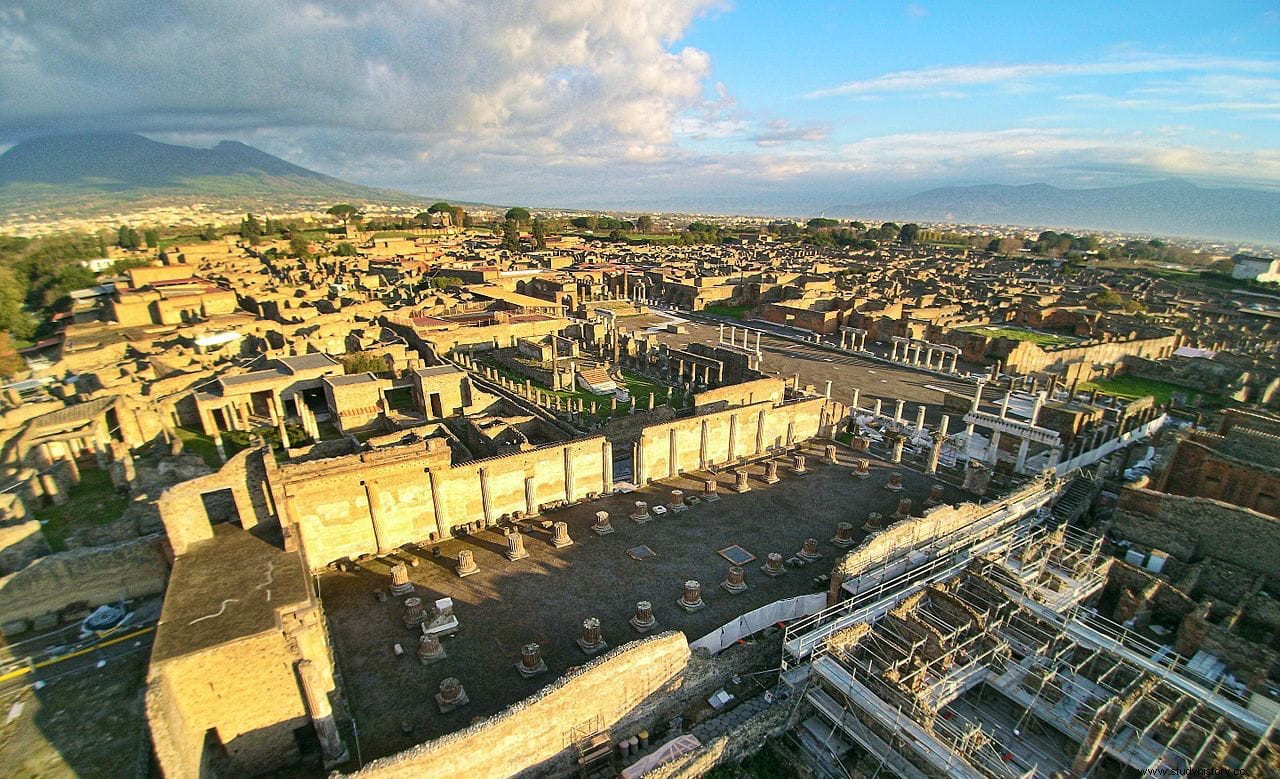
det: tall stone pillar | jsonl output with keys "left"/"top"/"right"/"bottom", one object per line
{"left": 295, "top": 660, "right": 349, "bottom": 768}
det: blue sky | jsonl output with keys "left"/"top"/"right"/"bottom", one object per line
{"left": 0, "top": 0, "right": 1277, "bottom": 213}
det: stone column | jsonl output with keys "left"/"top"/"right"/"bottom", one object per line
{"left": 1000, "top": 391, "right": 1012, "bottom": 419}
{"left": 791, "top": 453, "right": 807, "bottom": 474}
{"left": 894, "top": 399, "right": 905, "bottom": 424}
{"left": 562, "top": 447, "right": 576, "bottom": 503}
{"left": 850, "top": 387, "right": 860, "bottom": 411}
{"left": 852, "top": 458, "right": 871, "bottom": 478}
{"left": 516, "top": 642, "right": 547, "bottom": 677}
{"left": 418, "top": 633, "right": 447, "bottom": 665}
{"left": 592, "top": 511, "right": 614, "bottom": 535}
{"left": 885, "top": 471, "right": 903, "bottom": 491}
{"left": 296, "top": 660, "right": 349, "bottom": 767}
{"left": 832, "top": 522, "right": 855, "bottom": 548}
{"left": 925, "top": 484, "right": 946, "bottom": 507}
{"left": 388, "top": 563, "right": 413, "bottom": 597}
{"left": 630, "top": 601, "right": 657, "bottom": 633}
{"left": 823, "top": 444, "right": 838, "bottom": 464}
{"left": 577, "top": 617, "right": 607, "bottom": 654}
{"left": 971, "top": 379, "right": 986, "bottom": 413}
{"left": 893, "top": 498, "right": 913, "bottom": 521}
{"left": 762, "top": 553, "right": 785, "bottom": 576}
{"left": 506, "top": 530, "right": 529, "bottom": 560}
{"left": 550, "top": 521, "right": 573, "bottom": 548}
{"left": 797, "top": 538, "right": 822, "bottom": 562}
{"left": 763, "top": 459, "right": 780, "bottom": 484}
{"left": 890, "top": 437, "right": 904, "bottom": 464}
{"left": 1016, "top": 438, "right": 1031, "bottom": 472}
{"left": 435, "top": 677, "right": 470, "bottom": 713}
{"left": 456, "top": 549, "right": 479, "bottom": 577}
{"left": 678, "top": 580, "right": 705, "bottom": 611}
{"left": 601, "top": 439, "right": 613, "bottom": 494}
{"left": 631, "top": 500, "right": 651, "bottom": 523}
{"left": 732, "top": 469, "right": 751, "bottom": 493}
{"left": 987, "top": 430, "right": 1002, "bottom": 464}
{"left": 721, "top": 566, "right": 747, "bottom": 594}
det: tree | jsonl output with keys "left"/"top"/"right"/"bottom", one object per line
{"left": 504, "top": 207, "right": 531, "bottom": 226}
{"left": 1090, "top": 290, "right": 1123, "bottom": 310}
{"left": 807, "top": 218, "right": 840, "bottom": 229}
{"left": 116, "top": 225, "right": 141, "bottom": 249}
{"left": 289, "top": 234, "right": 312, "bottom": 259}
{"left": 637, "top": 215, "right": 654, "bottom": 233}
{"left": 531, "top": 218, "right": 548, "bottom": 250}
{"left": 429, "top": 275, "right": 464, "bottom": 289}
{"left": 199, "top": 224, "right": 219, "bottom": 241}
{"left": 989, "top": 237, "right": 1024, "bottom": 255}
{"left": 326, "top": 204, "right": 361, "bottom": 230}
{"left": 501, "top": 219, "right": 521, "bottom": 251}
{"left": 450, "top": 206, "right": 467, "bottom": 230}
{"left": 143, "top": 229, "right": 160, "bottom": 249}
{"left": 898, "top": 223, "right": 920, "bottom": 244}
{"left": 0, "top": 267, "right": 34, "bottom": 341}
{"left": 877, "top": 222, "right": 900, "bottom": 241}
{"left": 340, "top": 352, "right": 389, "bottom": 375}
{"left": 239, "top": 213, "right": 263, "bottom": 241}
{"left": 333, "top": 242, "right": 357, "bottom": 257}
{"left": 427, "top": 201, "right": 453, "bottom": 213}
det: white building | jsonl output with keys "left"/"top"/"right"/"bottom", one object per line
{"left": 1231, "top": 255, "right": 1280, "bottom": 283}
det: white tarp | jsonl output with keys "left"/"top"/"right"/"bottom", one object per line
{"left": 690, "top": 593, "right": 827, "bottom": 654}
{"left": 621, "top": 735, "right": 701, "bottom": 779}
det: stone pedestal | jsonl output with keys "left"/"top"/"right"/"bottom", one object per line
{"left": 852, "top": 458, "right": 871, "bottom": 478}
{"left": 669, "top": 489, "right": 686, "bottom": 513}
{"left": 702, "top": 478, "right": 720, "bottom": 502}
{"left": 591, "top": 511, "right": 614, "bottom": 535}
{"left": 762, "top": 553, "right": 786, "bottom": 576}
{"left": 577, "top": 616, "right": 608, "bottom": 655}
{"left": 864, "top": 512, "right": 883, "bottom": 532}
{"left": 402, "top": 596, "right": 428, "bottom": 628}
{"left": 823, "top": 444, "right": 838, "bottom": 464}
{"left": 678, "top": 580, "right": 705, "bottom": 611}
{"left": 550, "top": 521, "right": 573, "bottom": 548}
{"left": 762, "top": 460, "right": 780, "bottom": 484}
{"left": 506, "top": 531, "right": 530, "bottom": 561}
{"left": 389, "top": 563, "right": 414, "bottom": 597}
{"left": 455, "top": 549, "right": 479, "bottom": 577}
{"left": 885, "top": 471, "right": 904, "bottom": 491}
{"left": 797, "top": 538, "right": 822, "bottom": 563}
{"left": 418, "top": 633, "right": 447, "bottom": 665}
{"left": 963, "top": 460, "right": 992, "bottom": 496}
{"left": 893, "top": 498, "right": 913, "bottom": 521}
{"left": 423, "top": 597, "right": 460, "bottom": 637}
{"left": 631, "top": 500, "right": 652, "bottom": 523}
{"left": 832, "top": 522, "right": 855, "bottom": 549}
{"left": 721, "top": 566, "right": 748, "bottom": 594}
{"left": 630, "top": 601, "right": 657, "bottom": 633}
{"left": 732, "top": 470, "right": 751, "bottom": 493}
{"left": 791, "top": 453, "right": 808, "bottom": 474}
{"left": 516, "top": 642, "right": 547, "bottom": 677}
{"left": 435, "top": 677, "right": 470, "bottom": 713}
{"left": 925, "top": 483, "right": 946, "bottom": 507}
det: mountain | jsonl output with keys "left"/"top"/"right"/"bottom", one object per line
{"left": 832, "top": 180, "right": 1280, "bottom": 244}
{"left": 0, "top": 133, "right": 415, "bottom": 222}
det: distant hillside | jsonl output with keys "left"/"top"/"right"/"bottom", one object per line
{"left": 0, "top": 133, "right": 416, "bottom": 219}
{"left": 831, "top": 180, "right": 1280, "bottom": 244}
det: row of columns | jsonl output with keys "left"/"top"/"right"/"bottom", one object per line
{"left": 889, "top": 338, "right": 960, "bottom": 372}
{"left": 838, "top": 328, "right": 867, "bottom": 351}
{"left": 717, "top": 324, "right": 762, "bottom": 356}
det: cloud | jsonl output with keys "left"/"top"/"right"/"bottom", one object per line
{"left": 905, "top": 4, "right": 927, "bottom": 19}
{"left": 751, "top": 119, "right": 831, "bottom": 147}
{"left": 0, "top": 0, "right": 723, "bottom": 188}
{"left": 806, "top": 55, "right": 1279, "bottom": 98}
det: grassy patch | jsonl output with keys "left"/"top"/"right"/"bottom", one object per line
{"left": 34, "top": 467, "right": 130, "bottom": 552}
{"left": 1079, "top": 375, "right": 1213, "bottom": 406}
{"left": 370, "top": 230, "right": 415, "bottom": 239}
{"left": 957, "top": 325, "right": 1078, "bottom": 348}
{"left": 175, "top": 426, "right": 230, "bottom": 468}
{"left": 471, "top": 354, "right": 676, "bottom": 418}
{"left": 702, "top": 303, "right": 754, "bottom": 320}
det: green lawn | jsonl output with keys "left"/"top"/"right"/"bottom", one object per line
{"left": 175, "top": 426, "right": 228, "bottom": 468}
{"left": 701, "top": 303, "right": 754, "bottom": 320}
{"left": 34, "top": 467, "right": 130, "bottom": 552}
{"left": 1079, "top": 375, "right": 1214, "bottom": 407}
{"left": 957, "top": 325, "right": 1078, "bottom": 349}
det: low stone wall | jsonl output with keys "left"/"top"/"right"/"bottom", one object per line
{"left": 0, "top": 535, "right": 169, "bottom": 627}
{"left": 347, "top": 632, "right": 691, "bottom": 779}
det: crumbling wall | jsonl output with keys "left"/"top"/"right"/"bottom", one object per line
{"left": 1111, "top": 488, "right": 1280, "bottom": 586}
{"left": 693, "top": 377, "right": 786, "bottom": 412}
{"left": 347, "top": 632, "right": 691, "bottom": 779}
{"left": 155, "top": 448, "right": 262, "bottom": 554}
{"left": 0, "top": 535, "right": 168, "bottom": 625}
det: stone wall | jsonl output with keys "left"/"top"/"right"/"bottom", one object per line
{"left": 280, "top": 435, "right": 611, "bottom": 567}
{"left": 693, "top": 377, "right": 786, "bottom": 413}
{"left": 634, "top": 397, "right": 826, "bottom": 484}
{"left": 347, "top": 632, "right": 691, "bottom": 779}
{"left": 156, "top": 448, "right": 264, "bottom": 554}
{"left": 1157, "top": 434, "right": 1280, "bottom": 518}
{"left": 0, "top": 536, "right": 168, "bottom": 625}
{"left": 1111, "top": 488, "right": 1280, "bottom": 588}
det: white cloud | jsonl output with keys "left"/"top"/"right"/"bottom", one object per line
{"left": 807, "top": 55, "right": 1279, "bottom": 98}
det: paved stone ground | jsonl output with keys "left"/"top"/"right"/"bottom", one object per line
{"left": 320, "top": 444, "right": 967, "bottom": 762}
{"left": 641, "top": 318, "right": 978, "bottom": 425}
